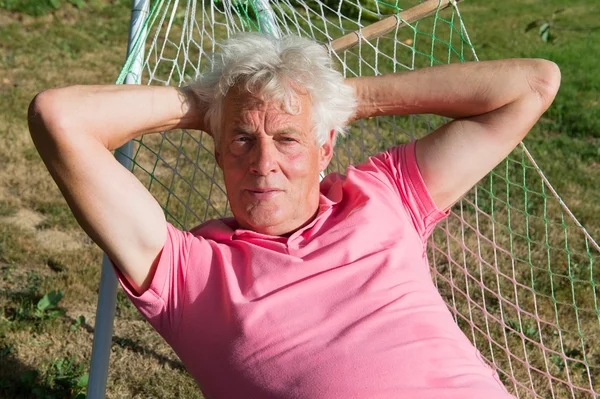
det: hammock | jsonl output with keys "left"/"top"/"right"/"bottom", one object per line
{"left": 88, "top": 1, "right": 600, "bottom": 398}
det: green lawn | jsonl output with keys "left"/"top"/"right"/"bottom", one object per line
{"left": 0, "top": 0, "right": 598, "bottom": 398}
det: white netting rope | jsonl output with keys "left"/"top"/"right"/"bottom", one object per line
{"left": 116, "top": 1, "right": 600, "bottom": 398}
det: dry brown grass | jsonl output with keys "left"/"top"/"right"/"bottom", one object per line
{"left": 0, "top": 3, "right": 202, "bottom": 397}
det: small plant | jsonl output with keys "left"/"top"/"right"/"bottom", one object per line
{"left": 35, "top": 290, "right": 64, "bottom": 320}
{"left": 3, "top": 288, "right": 65, "bottom": 324}
{"left": 11, "top": 357, "right": 88, "bottom": 398}
{"left": 70, "top": 315, "right": 86, "bottom": 331}
{"left": 524, "top": 325, "right": 540, "bottom": 341}
{"left": 526, "top": 8, "right": 600, "bottom": 43}
{"left": 505, "top": 319, "right": 539, "bottom": 341}
{"left": 551, "top": 353, "right": 565, "bottom": 371}
{"left": 25, "top": 271, "right": 43, "bottom": 294}
{"left": 551, "top": 348, "right": 588, "bottom": 373}
{"left": 525, "top": 9, "right": 566, "bottom": 42}
{"left": 42, "top": 357, "right": 88, "bottom": 399}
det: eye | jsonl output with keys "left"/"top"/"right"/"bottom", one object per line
{"left": 232, "top": 135, "right": 253, "bottom": 144}
{"left": 280, "top": 137, "right": 297, "bottom": 143}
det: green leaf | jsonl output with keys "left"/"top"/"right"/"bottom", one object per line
{"left": 538, "top": 22, "right": 551, "bottom": 42}
{"left": 71, "top": 315, "right": 86, "bottom": 330}
{"left": 551, "top": 354, "right": 565, "bottom": 370}
{"left": 55, "top": 358, "right": 64, "bottom": 374}
{"left": 46, "top": 309, "right": 64, "bottom": 319}
{"left": 524, "top": 326, "right": 539, "bottom": 340}
{"left": 506, "top": 319, "right": 520, "bottom": 332}
{"left": 49, "top": 0, "right": 61, "bottom": 9}
{"left": 77, "top": 373, "right": 89, "bottom": 388}
{"left": 541, "top": 29, "right": 550, "bottom": 42}
{"left": 36, "top": 290, "right": 64, "bottom": 312}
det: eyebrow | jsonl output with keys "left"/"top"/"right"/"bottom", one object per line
{"left": 276, "top": 128, "right": 301, "bottom": 136}
{"left": 232, "top": 126, "right": 255, "bottom": 135}
{"left": 230, "top": 126, "right": 302, "bottom": 136}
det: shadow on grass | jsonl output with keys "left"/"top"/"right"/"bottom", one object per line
{"left": 66, "top": 315, "right": 186, "bottom": 372}
{"left": 1, "top": 287, "right": 185, "bottom": 396}
{"left": 0, "top": 346, "right": 77, "bottom": 399}
{"left": 3, "top": 285, "right": 184, "bottom": 370}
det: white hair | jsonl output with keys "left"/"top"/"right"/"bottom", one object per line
{"left": 191, "top": 33, "right": 356, "bottom": 146}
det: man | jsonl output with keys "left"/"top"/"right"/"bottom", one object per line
{"left": 28, "top": 33, "right": 560, "bottom": 398}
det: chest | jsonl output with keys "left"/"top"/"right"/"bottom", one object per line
{"left": 238, "top": 190, "right": 419, "bottom": 281}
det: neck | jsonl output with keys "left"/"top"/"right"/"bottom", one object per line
{"left": 237, "top": 196, "right": 321, "bottom": 237}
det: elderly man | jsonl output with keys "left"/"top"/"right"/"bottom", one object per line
{"left": 28, "top": 33, "right": 560, "bottom": 398}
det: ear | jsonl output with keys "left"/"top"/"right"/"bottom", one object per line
{"left": 318, "top": 129, "right": 335, "bottom": 172}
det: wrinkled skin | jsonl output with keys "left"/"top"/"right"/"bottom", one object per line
{"left": 216, "top": 86, "right": 334, "bottom": 236}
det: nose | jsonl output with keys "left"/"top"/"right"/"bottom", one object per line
{"left": 249, "top": 138, "right": 278, "bottom": 175}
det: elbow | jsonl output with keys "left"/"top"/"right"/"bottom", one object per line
{"left": 28, "top": 88, "right": 80, "bottom": 162}
{"left": 29, "top": 90, "right": 57, "bottom": 140}
{"left": 526, "top": 59, "right": 561, "bottom": 107}
{"left": 28, "top": 92, "right": 46, "bottom": 138}
{"left": 28, "top": 87, "right": 78, "bottom": 141}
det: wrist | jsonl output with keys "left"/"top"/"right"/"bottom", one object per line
{"left": 177, "top": 86, "right": 208, "bottom": 132}
{"left": 344, "top": 76, "right": 376, "bottom": 122}
{"left": 343, "top": 77, "right": 363, "bottom": 122}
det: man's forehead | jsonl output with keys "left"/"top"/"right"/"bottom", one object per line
{"left": 226, "top": 80, "right": 311, "bottom": 106}
{"left": 224, "top": 86, "right": 268, "bottom": 112}
{"left": 224, "top": 86, "right": 312, "bottom": 127}
{"left": 229, "top": 112, "right": 305, "bottom": 135}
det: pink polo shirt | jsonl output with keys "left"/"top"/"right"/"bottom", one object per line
{"left": 117, "top": 141, "right": 514, "bottom": 399}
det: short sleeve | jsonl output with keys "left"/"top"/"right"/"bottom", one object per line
{"left": 372, "top": 141, "right": 449, "bottom": 239}
{"left": 112, "top": 222, "right": 198, "bottom": 338}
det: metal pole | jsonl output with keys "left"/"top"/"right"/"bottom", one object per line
{"left": 87, "top": 1, "right": 149, "bottom": 397}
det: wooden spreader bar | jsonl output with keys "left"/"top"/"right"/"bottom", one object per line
{"left": 329, "top": 0, "right": 462, "bottom": 53}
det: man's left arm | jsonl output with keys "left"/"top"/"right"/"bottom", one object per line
{"left": 346, "top": 59, "right": 561, "bottom": 211}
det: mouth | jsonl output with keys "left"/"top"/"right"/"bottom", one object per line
{"left": 244, "top": 188, "right": 283, "bottom": 200}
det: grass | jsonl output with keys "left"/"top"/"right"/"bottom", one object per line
{"left": 459, "top": 0, "right": 600, "bottom": 240}
{"left": 34, "top": 202, "right": 79, "bottom": 230}
{"left": 0, "top": 201, "right": 17, "bottom": 217}
{"left": 0, "top": 0, "right": 599, "bottom": 398}
{"left": 0, "top": 0, "right": 86, "bottom": 17}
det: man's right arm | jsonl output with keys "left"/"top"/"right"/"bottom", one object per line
{"left": 28, "top": 85, "right": 206, "bottom": 294}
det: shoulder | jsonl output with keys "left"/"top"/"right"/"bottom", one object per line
{"left": 188, "top": 217, "right": 236, "bottom": 242}
{"left": 321, "top": 143, "right": 413, "bottom": 195}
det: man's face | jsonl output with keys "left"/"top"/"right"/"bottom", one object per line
{"left": 217, "top": 86, "right": 333, "bottom": 236}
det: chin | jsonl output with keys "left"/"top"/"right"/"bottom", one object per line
{"left": 234, "top": 199, "right": 284, "bottom": 229}
{"left": 246, "top": 216, "right": 286, "bottom": 235}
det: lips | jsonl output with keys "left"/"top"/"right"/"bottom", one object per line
{"left": 244, "top": 188, "right": 283, "bottom": 200}
{"left": 247, "top": 188, "right": 282, "bottom": 193}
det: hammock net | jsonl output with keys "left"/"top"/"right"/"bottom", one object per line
{"left": 115, "top": 1, "right": 600, "bottom": 397}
